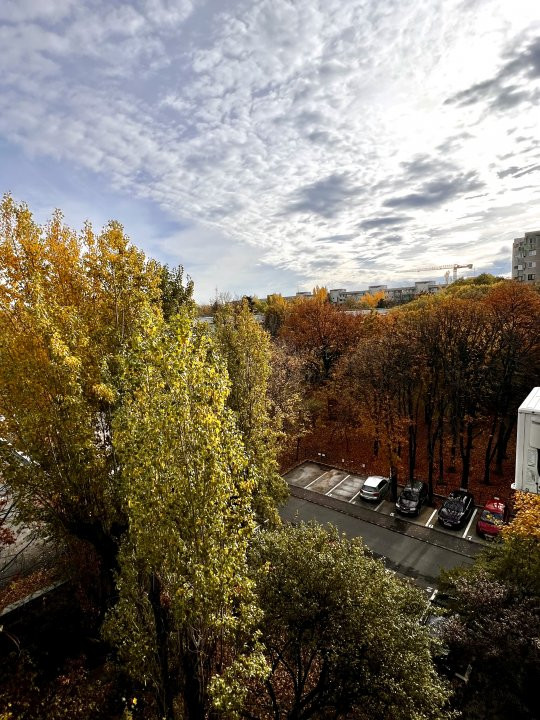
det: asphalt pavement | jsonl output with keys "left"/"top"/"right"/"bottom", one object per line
{"left": 280, "top": 496, "right": 476, "bottom": 589}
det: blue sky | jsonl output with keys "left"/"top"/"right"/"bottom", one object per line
{"left": 1, "top": 0, "right": 539, "bottom": 301}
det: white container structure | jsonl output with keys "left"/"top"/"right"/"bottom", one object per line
{"left": 513, "top": 387, "right": 540, "bottom": 493}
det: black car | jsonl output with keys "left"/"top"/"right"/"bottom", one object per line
{"left": 395, "top": 481, "right": 428, "bottom": 516}
{"left": 438, "top": 490, "right": 475, "bottom": 529}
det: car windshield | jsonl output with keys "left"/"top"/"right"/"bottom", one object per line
{"left": 480, "top": 509, "right": 503, "bottom": 524}
{"left": 402, "top": 489, "right": 418, "bottom": 500}
{"left": 444, "top": 500, "right": 463, "bottom": 512}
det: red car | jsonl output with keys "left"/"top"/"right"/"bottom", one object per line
{"left": 476, "top": 497, "right": 509, "bottom": 539}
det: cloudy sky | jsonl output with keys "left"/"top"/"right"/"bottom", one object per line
{"left": 1, "top": 0, "right": 539, "bottom": 301}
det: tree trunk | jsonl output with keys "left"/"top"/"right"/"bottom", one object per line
{"left": 495, "top": 415, "right": 517, "bottom": 475}
{"left": 460, "top": 421, "right": 473, "bottom": 489}
{"left": 148, "top": 572, "right": 176, "bottom": 720}
{"left": 407, "top": 388, "right": 418, "bottom": 484}
{"left": 437, "top": 421, "right": 445, "bottom": 486}
{"left": 182, "top": 638, "right": 207, "bottom": 720}
{"left": 483, "top": 415, "right": 498, "bottom": 485}
{"left": 64, "top": 517, "right": 126, "bottom": 616}
{"left": 390, "top": 464, "right": 398, "bottom": 503}
{"left": 425, "top": 409, "right": 436, "bottom": 504}
{"left": 426, "top": 428, "right": 435, "bottom": 505}
{"left": 408, "top": 421, "right": 416, "bottom": 484}
{"left": 448, "top": 422, "right": 458, "bottom": 473}
{"left": 427, "top": 449, "right": 434, "bottom": 506}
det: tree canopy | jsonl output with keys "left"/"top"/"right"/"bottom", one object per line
{"left": 104, "top": 312, "right": 265, "bottom": 720}
{"left": 214, "top": 301, "right": 288, "bottom": 524}
{"left": 246, "top": 523, "right": 452, "bottom": 720}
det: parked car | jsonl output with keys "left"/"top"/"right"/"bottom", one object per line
{"left": 396, "top": 481, "right": 428, "bottom": 516}
{"left": 476, "top": 497, "right": 509, "bottom": 539}
{"left": 437, "top": 490, "right": 475, "bottom": 529}
{"left": 359, "top": 475, "right": 390, "bottom": 502}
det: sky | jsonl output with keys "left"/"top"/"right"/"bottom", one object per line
{"left": 1, "top": 0, "right": 539, "bottom": 302}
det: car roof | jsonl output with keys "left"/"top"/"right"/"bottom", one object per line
{"left": 484, "top": 498, "right": 506, "bottom": 513}
{"left": 364, "top": 475, "right": 387, "bottom": 487}
{"left": 448, "top": 489, "right": 472, "bottom": 500}
{"left": 405, "top": 480, "right": 425, "bottom": 490}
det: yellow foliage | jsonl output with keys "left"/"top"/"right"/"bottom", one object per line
{"left": 360, "top": 290, "right": 385, "bottom": 309}
{"left": 503, "top": 492, "right": 540, "bottom": 541}
{"left": 312, "top": 286, "right": 328, "bottom": 303}
{"left": 0, "top": 193, "right": 162, "bottom": 546}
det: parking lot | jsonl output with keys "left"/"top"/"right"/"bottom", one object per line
{"left": 284, "top": 461, "right": 485, "bottom": 545}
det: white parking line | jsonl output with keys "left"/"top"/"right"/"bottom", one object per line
{"left": 326, "top": 474, "right": 350, "bottom": 495}
{"left": 462, "top": 509, "right": 477, "bottom": 539}
{"left": 305, "top": 471, "right": 328, "bottom": 489}
{"left": 425, "top": 509, "right": 438, "bottom": 527}
{"left": 374, "top": 498, "right": 386, "bottom": 512}
{"left": 349, "top": 487, "right": 364, "bottom": 503}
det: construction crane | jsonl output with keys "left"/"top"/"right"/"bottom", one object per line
{"left": 412, "top": 263, "right": 473, "bottom": 283}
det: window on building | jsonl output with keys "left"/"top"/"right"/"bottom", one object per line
{"left": 528, "top": 274, "right": 536, "bottom": 281}
{"left": 531, "top": 250, "right": 537, "bottom": 256}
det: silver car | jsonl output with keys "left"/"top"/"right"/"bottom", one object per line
{"left": 359, "top": 475, "right": 390, "bottom": 502}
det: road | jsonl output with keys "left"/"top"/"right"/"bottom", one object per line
{"left": 280, "top": 495, "right": 476, "bottom": 590}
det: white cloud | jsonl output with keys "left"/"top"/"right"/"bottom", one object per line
{"left": 0, "top": 0, "right": 539, "bottom": 298}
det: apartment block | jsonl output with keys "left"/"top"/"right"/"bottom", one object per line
{"left": 328, "top": 280, "right": 441, "bottom": 305}
{"left": 513, "top": 231, "right": 540, "bottom": 285}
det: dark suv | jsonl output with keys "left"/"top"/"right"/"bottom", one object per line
{"left": 438, "top": 490, "right": 475, "bottom": 529}
{"left": 395, "top": 481, "right": 428, "bottom": 516}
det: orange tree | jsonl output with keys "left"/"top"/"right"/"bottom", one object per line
{"left": 280, "top": 296, "right": 367, "bottom": 385}
{"left": 482, "top": 281, "right": 540, "bottom": 481}
{"left": 332, "top": 313, "right": 423, "bottom": 500}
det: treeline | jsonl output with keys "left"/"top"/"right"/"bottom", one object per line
{"left": 257, "top": 280, "right": 540, "bottom": 500}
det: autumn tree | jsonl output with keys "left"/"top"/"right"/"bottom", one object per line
{"left": 0, "top": 482, "right": 16, "bottom": 576}
{"left": 358, "top": 289, "right": 386, "bottom": 309}
{"left": 333, "top": 314, "right": 422, "bottom": 499}
{"left": 481, "top": 282, "right": 540, "bottom": 481}
{"left": 404, "top": 297, "right": 499, "bottom": 490}
{"left": 266, "top": 340, "right": 309, "bottom": 462}
{"left": 245, "top": 523, "right": 452, "bottom": 720}
{"left": 159, "top": 263, "right": 194, "bottom": 320}
{"left": 262, "top": 294, "right": 289, "bottom": 337}
{"left": 439, "top": 492, "right": 540, "bottom": 720}
{"left": 280, "top": 296, "right": 366, "bottom": 385}
{"left": 214, "top": 301, "right": 288, "bottom": 523}
{"left": 104, "top": 312, "right": 265, "bottom": 720}
{"left": 0, "top": 195, "right": 187, "bottom": 605}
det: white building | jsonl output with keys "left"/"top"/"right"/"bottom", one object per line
{"left": 513, "top": 387, "right": 540, "bottom": 494}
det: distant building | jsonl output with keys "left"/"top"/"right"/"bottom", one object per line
{"left": 328, "top": 281, "right": 442, "bottom": 305}
{"left": 282, "top": 290, "right": 314, "bottom": 301}
{"left": 512, "top": 231, "right": 540, "bottom": 285}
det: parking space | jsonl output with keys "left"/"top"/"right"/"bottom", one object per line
{"left": 283, "top": 462, "right": 329, "bottom": 488}
{"left": 285, "top": 462, "right": 487, "bottom": 546}
{"left": 285, "top": 462, "right": 369, "bottom": 501}
{"left": 328, "top": 474, "right": 365, "bottom": 501}
{"left": 389, "top": 503, "right": 481, "bottom": 542}
{"left": 308, "top": 468, "right": 349, "bottom": 493}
